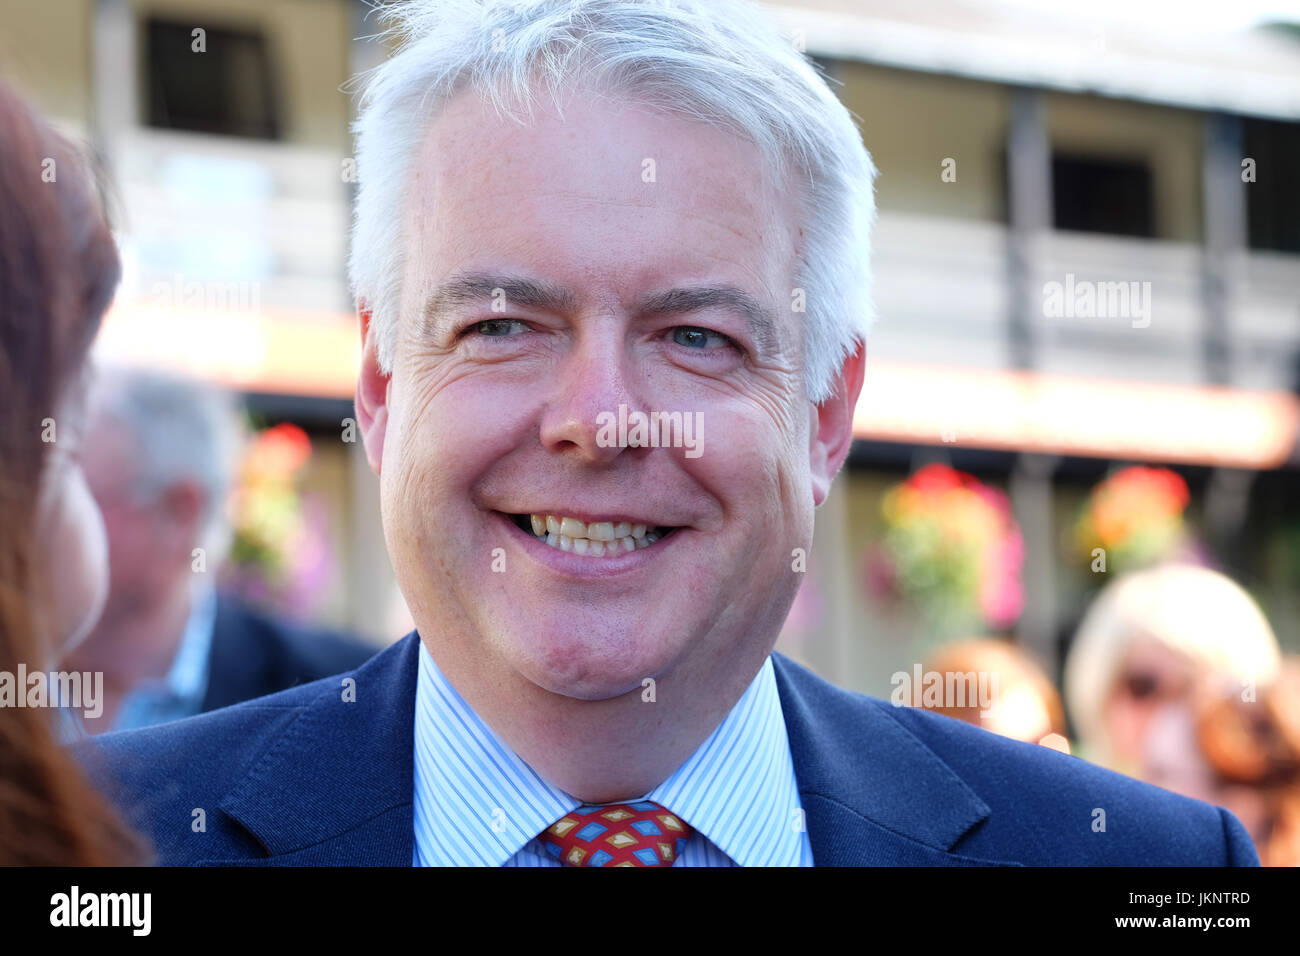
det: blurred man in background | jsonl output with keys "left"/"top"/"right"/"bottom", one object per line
{"left": 62, "top": 367, "right": 376, "bottom": 735}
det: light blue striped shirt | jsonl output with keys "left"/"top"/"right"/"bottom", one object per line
{"left": 413, "top": 641, "right": 814, "bottom": 866}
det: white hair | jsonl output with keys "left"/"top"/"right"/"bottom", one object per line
{"left": 348, "top": 0, "right": 876, "bottom": 403}
{"left": 93, "top": 366, "right": 243, "bottom": 561}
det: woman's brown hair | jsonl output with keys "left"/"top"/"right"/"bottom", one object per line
{"left": 0, "top": 80, "right": 149, "bottom": 865}
{"left": 1198, "top": 658, "right": 1300, "bottom": 867}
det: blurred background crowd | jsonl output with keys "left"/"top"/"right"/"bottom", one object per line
{"left": 1, "top": 0, "right": 1298, "bottom": 865}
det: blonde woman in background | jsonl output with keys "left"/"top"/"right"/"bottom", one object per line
{"left": 1065, "top": 563, "right": 1282, "bottom": 851}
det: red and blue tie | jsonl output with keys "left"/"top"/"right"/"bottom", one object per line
{"left": 541, "top": 801, "right": 692, "bottom": 866}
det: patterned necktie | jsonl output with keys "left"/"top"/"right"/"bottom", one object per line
{"left": 541, "top": 801, "right": 692, "bottom": 866}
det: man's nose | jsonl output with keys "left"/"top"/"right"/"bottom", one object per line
{"left": 538, "top": 325, "right": 644, "bottom": 464}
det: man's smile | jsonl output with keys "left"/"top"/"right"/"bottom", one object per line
{"left": 494, "top": 510, "right": 683, "bottom": 574}
{"left": 511, "top": 512, "right": 677, "bottom": 555}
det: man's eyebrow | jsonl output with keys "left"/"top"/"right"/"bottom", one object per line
{"left": 419, "top": 273, "right": 779, "bottom": 352}
{"left": 419, "top": 273, "right": 579, "bottom": 334}
{"left": 638, "top": 285, "right": 779, "bottom": 353}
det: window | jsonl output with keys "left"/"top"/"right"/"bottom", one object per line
{"left": 1051, "top": 154, "right": 1154, "bottom": 238}
{"left": 1244, "top": 118, "right": 1300, "bottom": 254}
{"left": 143, "top": 18, "right": 282, "bottom": 139}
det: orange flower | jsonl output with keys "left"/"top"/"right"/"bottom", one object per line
{"left": 244, "top": 423, "right": 312, "bottom": 480}
{"left": 1075, "top": 465, "right": 1189, "bottom": 560}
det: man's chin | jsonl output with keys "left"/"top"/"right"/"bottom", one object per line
{"left": 497, "top": 618, "right": 690, "bottom": 702}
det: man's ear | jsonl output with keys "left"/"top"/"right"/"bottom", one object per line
{"left": 160, "top": 480, "right": 204, "bottom": 558}
{"left": 808, "top": 340, "right": 865, "bottom": 507}
{"left": 355, "top": 303, "right": 390, "bottom": 475}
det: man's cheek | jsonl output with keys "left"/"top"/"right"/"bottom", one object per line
{"left": 385, "top": 403, "right": 455, "bottom": 496}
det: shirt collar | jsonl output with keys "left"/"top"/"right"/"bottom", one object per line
{"left": 413, "top": 642, "right": 806, "bottom": 866}
{"left": 163, "top": 580, "right": 217, "bottom": 702}
{"left": 413, "top": 642, "right": 576, "bottom": 866}
{"left": 105, "top": 580, "right": 217, "bottom": 733}
{"left": 645, "top": 656, "right": 806, "bottom": 866}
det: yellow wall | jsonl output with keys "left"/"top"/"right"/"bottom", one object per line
{"left": 0, "top": 0, "right": 94, "bottom": 128}
{"left": 835, "top": 62, "right": 1010, "bottom": 222}
{"left": 133, "top": 0, "right": 351, "bottom": 149}
{"left": 1045, "top": 91, "right": 1203, "bottom": 242}
{"left": 0, "top": 0, "right": 352, "bottom": 149}
{"left": 833, "top": 63, "right": 1204, "bottom": 241}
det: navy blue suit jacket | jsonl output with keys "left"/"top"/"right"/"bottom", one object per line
{"left": 86, "top": 632, "right": 1259, "bottom": 866}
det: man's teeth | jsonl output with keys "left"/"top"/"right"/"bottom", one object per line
{"left": 526, "top": 513, "right": 660, "bottom": 555}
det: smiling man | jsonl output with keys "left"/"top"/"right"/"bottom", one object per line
{"left": 89, "top": 0, "right": 1258, "bottom": 866}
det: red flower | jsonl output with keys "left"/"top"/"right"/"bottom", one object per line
{"left": 246, "top": 422, "right": 312, "bottom": 479}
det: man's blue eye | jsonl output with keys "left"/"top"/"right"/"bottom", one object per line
{"left": 473, "top": 319, "right": 526, "bottom": 336}
{"left": 672, "top": 326, "right": 729, "bottom": 349}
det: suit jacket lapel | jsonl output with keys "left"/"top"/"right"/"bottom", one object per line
{"left": 208, "top": 636, "right": 1015, "bottom": 866}
{"left": 772, "top": 652, "right": 1020, "bottom": 866}
{"left": 207, "top": 632, "right": 421, "bottom": 866}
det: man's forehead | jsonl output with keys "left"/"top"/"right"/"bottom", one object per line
{"left": 410, "top": 85, "right": 787, "bottom": 218}
{"left": 81, "top": 416, "right": 141, "bottom": 485}
{"left": 402, "top": 88, "right": 800, "bottom": 323}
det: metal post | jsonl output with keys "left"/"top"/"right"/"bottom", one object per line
{"left": 1201, "top": 112, "right": 1246, "bottom": 387}
{"left": 91, "top": 0, "right": 137, "bottom": 169}
{"left": 1006, "top": 87, "right": 1052, "bottom": 371}
{"left": 1010, "top": 453, "right": 1060, "bottom": 673}
{"left": 1201, "top": 113, "right": 1251, "bottom": 565}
